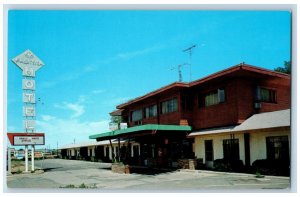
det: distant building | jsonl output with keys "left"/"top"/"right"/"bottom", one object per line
{"left": 59, "top": 140, "right": 137, "bottom": 162}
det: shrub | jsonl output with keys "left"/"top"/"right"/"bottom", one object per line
{"left": 59, "top": 184, "right": 75, "bottom": 188}
{"left": 252, "top": 159, "right": 290, "bottom": 176}
{"left": 16, "top": 169, "right": 22, "bottom": 174}
{"left": 213, "top": 159, "right": 244, "bottom": 172}
{"left": 59, "top": 183, "right": 97, "bottom": 189}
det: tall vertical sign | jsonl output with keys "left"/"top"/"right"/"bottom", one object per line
{"left": 12, "top": 49, "right": 44, "bottom": 172}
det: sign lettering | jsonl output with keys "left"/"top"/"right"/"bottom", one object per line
{"left": 23, "top": 93, "right": 35, "bottom": 103}
{"left": 23, "top": 106, "right": 35, "bottom": 117}
{"left": 23, "top": 79, "right": 35, "bottom": 90}
{"left": 23, "top": 67, "right": 35, "bottom": 77}
{"left": 12, "top": 50, "right": 45, "bottom": 70}
{"left": 24, "top": 120, "right": 35, "bottom": 131}
{"left": 14, "top": 136, "right": 45, "bottom": 145}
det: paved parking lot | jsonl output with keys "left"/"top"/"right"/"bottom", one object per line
{"left": 6, "top": 159, "right": 290, "bottom": 191}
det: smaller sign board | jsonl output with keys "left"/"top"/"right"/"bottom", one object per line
{"left": 7, "top": 133, "right": 45, "bottom": 146}
{"left": 14, "top": 136, "right": 44, "bottom": 145}
{"left": 120, "top": 123, "right": 128, "bottom": 130}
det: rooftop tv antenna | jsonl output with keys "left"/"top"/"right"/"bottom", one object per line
{"left": 170, "top": 63, "right": 189, "bottom": 82}
{"left": 183, "top": 44, "right": 196, "bottom": 82}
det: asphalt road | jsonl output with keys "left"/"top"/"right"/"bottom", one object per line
{"left": 6, "top": 159, "right": 290, "bottom": 191}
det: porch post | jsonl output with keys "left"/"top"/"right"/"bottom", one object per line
{"left": 109, "top": 139, "right": 115, "bottom": 162}
{"left": 118, "top": 138, "right": 121, "bottom": 162}
{"left": 244, "top": 133, "right": 250, "bottom": 167}
{"left": 124, "top": 138, "right": 131, "bottom": 162}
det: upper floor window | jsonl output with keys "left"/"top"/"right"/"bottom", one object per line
{"left": 256, "top": 86, "right": 276, "bottom": 103}
{"left": 131, "top": 109, "right": 142, "bottom": 122}
{"left": 201, "top": 88, "right": 225, "bottom": 107}
{"left": 144, "top": 104, "right": 157, "bottom": 118}
{"left": 161, "top": 98, "right": 178, "bottom": 114}
{"left": 181, "top": 94, "right": 193, "bottom": 111}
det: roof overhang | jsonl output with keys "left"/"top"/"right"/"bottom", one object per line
{"left": 116, "top": 82, "right": 189, "bottom": 109}
{"left": 188, "top": 126, "right": 290, "bottom": 137}
{"left": 116, "top": 64, "right": 290, "bottom": 110}
{"left": 188, "top": 109, "right": 290, "bottom": 137}
{"left": 59, "top": 139, "right": 126, "bottom": 149}
{"left": 89, "top": 124, "right": 192, "bottom": 141}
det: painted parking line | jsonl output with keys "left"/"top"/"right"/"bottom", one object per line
{"left": 204, "top": 182, "right": 289, "bottom": 188}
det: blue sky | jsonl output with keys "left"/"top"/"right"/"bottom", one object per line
{"left": 7, "top": 10, "right": 291, "bottom": 149}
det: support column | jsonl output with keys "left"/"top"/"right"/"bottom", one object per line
{"left": 7, "top": 147, "right": 11, "bottom": 175}
{"left": 118, "top": 138, "right": 121, "bottom": 162}
{"left": 31, "top": 145, "right": 35, "bottom": 171}
{"left": 244, "top": 133, "right": 250, "bottom": 167}
{"left": 25, "top": 145, "right": 28, "bottom": 172}
{"left": 109, "top": 139, "right": 115, "bottom": 162}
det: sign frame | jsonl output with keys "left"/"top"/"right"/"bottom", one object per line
{"left": 7, "top": 133, "right": 45, "bottom": 146}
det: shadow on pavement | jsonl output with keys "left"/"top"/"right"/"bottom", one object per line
{"left": 130, "top": 167, "right": 177, "bottom": 175}
{"left": 101, "top": 165, "right": 177, "bottom": 175}
{"left": 42, "top": 167, "right": 63, "bottom": 172}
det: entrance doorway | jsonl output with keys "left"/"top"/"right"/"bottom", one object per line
{"left": 205, "top": 140, "right": 213, "bottom": 168}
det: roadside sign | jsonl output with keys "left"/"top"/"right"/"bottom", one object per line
{"left": 7, "top": 133, "right": 45, "bottom": 146}
{"left": 11, "top": 49, "right": 45, "bottom": 172}
{"left": 12, "top": 49, "right": 44, "bottom": 71}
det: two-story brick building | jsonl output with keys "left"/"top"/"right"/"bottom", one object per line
{"left": 89, "top": 63, "right": 291, "bottom": 173}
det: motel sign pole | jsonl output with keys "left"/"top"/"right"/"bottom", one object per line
{"left": 12, "top": 50, "right": 44, "bottom": 172}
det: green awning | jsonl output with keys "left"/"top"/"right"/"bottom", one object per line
{"left": 89, "top": 124, "right": 192, "bottom": 140}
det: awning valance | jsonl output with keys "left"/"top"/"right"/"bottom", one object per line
{"left": 89, "top": 124, "right": 192, "bottom": 141}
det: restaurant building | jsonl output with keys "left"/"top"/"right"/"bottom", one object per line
{"left": 89, "top": 63, "right": 291, "bottom": 173}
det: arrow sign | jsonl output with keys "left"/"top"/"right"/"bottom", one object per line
{"left": 12, "top": 49, "right": 44, "bottom": 76}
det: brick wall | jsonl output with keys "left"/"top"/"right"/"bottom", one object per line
{"left": 259, "top": 79, "right": 291, "bottom": 113}
{"left": 192, "top": 79, "right": 239, "bottom": 129}
{"left": 127, "top": 90, "right": 184, "bottom": 127}
{"left": 122, "top": 72, "right": 290, "bottom": 130}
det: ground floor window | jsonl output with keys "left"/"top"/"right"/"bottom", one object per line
{"left": 266, "top": 136, "right": 289, "bottom": 161}
{"left": 105, "top": 147, "right": 109, "bottom": 158}
{"left": 133, "top": 145, "right": 139, "bottom": 157}
{"left": 205, "top": 140, "right": 213, "bottom": 161}
{"left": 223, "top": 139, "right": 239, "bottom": 161}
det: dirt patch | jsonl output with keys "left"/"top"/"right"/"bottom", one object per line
{"left": 11, "top": 160, "right": 25, "bottom": 174}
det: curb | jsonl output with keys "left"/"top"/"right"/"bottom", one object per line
{"left": 6, "top": 169, "right": 45, "bottom": 177}
{"left": 179, "top": 169, "right": 290, "bottom": 179}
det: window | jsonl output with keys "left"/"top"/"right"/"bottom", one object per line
{"left": 161, "top": 98, "right": 178, "bottom": 114}
{"left": 205, "top": 140, "right": 214, "bottom": 161}
{"left": 266, "top": 136, "right": 289, "bottom": 161}
{"left": 223, "top": 139, "right": 239, "bottom": 161}
{"left": 255, "top": 86, "right": 276, "bottom": 103}
{"left": 115, "top": 147, "right": 119, "bottom": 157}
{"left": 181, "top": 95, "right": 193, "bottom": 111}
{"left": 133, "top": 145, "right": 139, "bottom": 158}
{"left": 199, "top": 88, "right": 225, "bottom": 107}
{"left": 144, "top": 105, "right": 157, "bottom": 118}
{"left": 131, "top": 109, "right": 142, "bottom": 122}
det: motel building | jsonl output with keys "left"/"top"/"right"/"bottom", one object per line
{"left": 62, "top": 63, "right": 290, "bottom": 175}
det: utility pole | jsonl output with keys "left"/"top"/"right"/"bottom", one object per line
{"left": 183, "top": 44, "right": 196, "bottom": 82}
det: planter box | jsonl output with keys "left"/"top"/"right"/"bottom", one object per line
{"left": 178, "top": 159, "right": 197, "bottom": 170}
{"left": 111, "top": 163, "right": 130, "bottom": 174}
